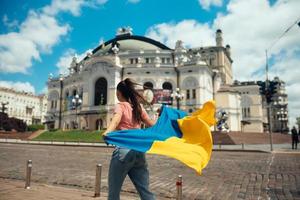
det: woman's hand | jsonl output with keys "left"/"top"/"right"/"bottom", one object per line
{"left": 101, "top": 113, "right": 122, "bottom": 137}
{"left": 102, "top": 131, "right": 108, "bottom": 137}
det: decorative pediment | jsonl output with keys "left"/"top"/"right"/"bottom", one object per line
{"left": 83, "top": 58, "right": 115, "bottom": 74}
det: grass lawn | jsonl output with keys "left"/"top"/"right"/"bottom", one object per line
{"left": 32, "top": 130, "right": 105, "bottom": 143}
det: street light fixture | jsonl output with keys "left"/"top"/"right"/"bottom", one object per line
{"left": 171, "top": 88, "right": 184, "bottom": 110}
{"left": 72, "top": 94, "right": 82, "bottom": 129}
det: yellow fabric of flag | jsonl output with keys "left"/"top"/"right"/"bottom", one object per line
{"left": 148, "top": 101, "right": 216, "bottom": 174}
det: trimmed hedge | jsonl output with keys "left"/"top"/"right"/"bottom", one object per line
{"left": 28, "top": 124, "right": 45, "bottom": 132}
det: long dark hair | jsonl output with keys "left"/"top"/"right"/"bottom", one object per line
{"left": 117, "top": 78, "right": 148, "bottom": 123}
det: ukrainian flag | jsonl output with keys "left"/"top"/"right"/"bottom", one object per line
{"left": 104, "top": 100, "right": 216, "bottom": 174}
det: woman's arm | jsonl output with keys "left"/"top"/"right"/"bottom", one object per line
{"left": 143, "top": 117, "right": 156, "bottom": 127}
{"left": 102, "top": 113, "right": 122, "bottom": 136}
{"left": 141, "top": 108, "right": 156, "bottom": 127}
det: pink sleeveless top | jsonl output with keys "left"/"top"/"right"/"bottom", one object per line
{"left": 114, "top": 102, "right": 149, "bottom": 130}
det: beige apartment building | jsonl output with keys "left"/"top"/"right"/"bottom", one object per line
{"left": 232, "top": 77, "right": 288, "bottom": 133}
{"left": 232, "top": 81, "right": 264, "bottom": 133}
{"left": 0, "top": 87, "right": 47, "bottom": 125}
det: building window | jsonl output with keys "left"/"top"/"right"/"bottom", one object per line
{"left": 130, "top": 58, "right": 134, "bottom": 64}
{"left": 192, "top": 89, "right": 196, "bottom": 99}
{"left": 162, "top": 82, "right": 172, "bottom": 90}
{"left": 135, "top": 58, "right": 138, "bottom": 64}
{"left": 94, "top": 77, "right": 107, "bottom": 106}
{"left": 143, "top": 82, "right": 153, "bottom": 90}
{"left": 186, "top": 90, "right": 190, "bottom": 99}
{"left": 65, "top": 91, "right": 69, "bottom": 98}
{"left": 145, "top": 58, "right": 150, "bottom": 64}
{"left": 161, "top": 58, "right": 166, "bottom": 64}
{"left": 72, "top": 89, "right": 77, "bottom": 96}
{"left": 166, "top": 58, "right": 171, "bottom": 63}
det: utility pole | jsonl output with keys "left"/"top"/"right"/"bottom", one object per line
{"left": 264, "top": 17, "right": 300, "bottom": 151}
{"left": 265, "top": 50, "right": 273, "bottom": 151}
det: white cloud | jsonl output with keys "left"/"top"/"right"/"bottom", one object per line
{"left": 0, "top": 81, "right": 35, "bottom": 94}
{"left": 0, "top": 0, "right": 108, "bottom": 74}
{"left": 198, "top": 0, "right": 223, "bottom": 10}
{"left": 2, "top": 14, "right": 19, "bottom": 30}
{"left": 56, "top": 48, "right": 92, "bottom": 75}
{"left": 43, "top": 0, "right": 108, "bottom": 16}
{"left": 213, "top": 0, "right": 300, "bottom": 80}
{"left": 43, "top": 0, "right": 85, "bottom": 16}
{"left": 145, "top": 0, "right": 300, "bottom": 127}
{"left": 146, "top": 20, "right": 215, "bottom": 48}
{"left": 127, "top": 0, "right": 140, "bottom": 4}
{"left": 0, "top": 11, "right": 69, "bottom": 74}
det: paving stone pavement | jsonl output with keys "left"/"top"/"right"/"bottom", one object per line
{"left": 0, "top": 143, "right": 299, "bottom": 200}
{"left": 0, "top": 178, "right": 143, "bottom": 200}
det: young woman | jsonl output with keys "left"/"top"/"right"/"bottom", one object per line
{"left": 102, "top": 78, "right": 156, "bottom": 200}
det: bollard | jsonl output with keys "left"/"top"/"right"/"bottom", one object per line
{"left": 94, "top": 164, "right": 102, "bottom": 197}
{"left": 25, "top": 160, "right": 32, "bottom": 189}
{"left": 242, "top": 143, "right": 244, "bottom": 150}
{"left": 176, "top": 175, "right": 182, "bottom": 200}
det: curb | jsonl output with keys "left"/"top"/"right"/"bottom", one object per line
{"left": 212, "top": 148, "right": 270, "bottom": 153}
{"left": 0, "top": 139, "right": 113, "bottom": 148}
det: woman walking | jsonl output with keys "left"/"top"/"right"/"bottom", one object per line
{"left": 102, "top": 78, "right": 156, "bottom": 200}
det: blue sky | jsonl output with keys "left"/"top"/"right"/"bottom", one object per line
{"left": 0, "top": 0, "right": 228, "bottom": 93}
{"left": 0, "top": 0, "right": 300, "bottom": 124}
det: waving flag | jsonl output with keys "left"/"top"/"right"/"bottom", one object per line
{"left": 104, "top": 100, "right": 216, "bottom": 174}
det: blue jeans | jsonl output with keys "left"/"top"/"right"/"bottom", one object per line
{"left": 108, "top": 147, "right": 155, "bottom": 200}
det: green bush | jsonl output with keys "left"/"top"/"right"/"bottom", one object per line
{"left": 28, "top": 124, "right": 45, "bottom": 132}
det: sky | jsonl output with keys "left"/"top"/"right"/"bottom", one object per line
{"left": 0, "top": 0, "right": 299, "bottom": 125}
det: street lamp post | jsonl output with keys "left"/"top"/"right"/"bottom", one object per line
{"left": 171, "top": 88, "right": 184, "bottom": 110}
{"left": 72, "top": 94, "right": 82, "bottom": 129}
{"left": 58, "top": 74, "right": 64, "bottom": 129}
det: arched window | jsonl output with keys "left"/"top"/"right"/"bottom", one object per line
{"left": 162, "top": 82, "right": 172, "bottom": 90}
{"left": 65, "top": 90, "right": 69, "bottom": 98}
{"left": 94, "top": 77, "right": 107, "bottom": 105}
{"left": 143, "top": 82, "right": 153, "bottom": 90}
{"left": 72, "top": 89, "right": 77, "bottom": 97}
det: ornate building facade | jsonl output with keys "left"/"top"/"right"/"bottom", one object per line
{"left": 0, "top": 87, "right": 47, "bottom": 125}
{"left": 265, "top": 77, "right": 289, "bottom": 133}
{"left": 46, "top": 28, "right": 239, "bottom": 131}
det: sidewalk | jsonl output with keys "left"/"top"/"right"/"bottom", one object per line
{"left": 0, "top": 138, "right": 109, "bottom": 147}
{"left": 213, "top": 143, "right": 300, "bottom": 152}
{"left": 0, "top": 178, "right": 145, "bottom": 200}
{"left": 1, "top": 138, "right": 299, "bottom": 153}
